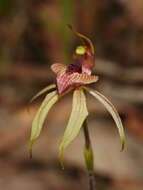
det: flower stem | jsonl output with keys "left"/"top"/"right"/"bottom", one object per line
{"left": 83, "top": 119, "right": 96, "bottom": 190}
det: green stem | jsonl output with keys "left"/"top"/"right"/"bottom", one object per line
{"left": 83, "top": 119, "right": 96, "bottom": 190}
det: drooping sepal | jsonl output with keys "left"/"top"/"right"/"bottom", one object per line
{"left": 59, "top": 87, "right": 88, "bottom": 167}
{"left": 29, "top": 84, "right": 56, "bottom": 104}
{"left": 84, "top": 87, "right": 125, "bottom": 151}
{"left": 30, "top": 90, "right": 59, "bottom": 157}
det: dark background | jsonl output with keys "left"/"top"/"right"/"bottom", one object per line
{"left": 0, "top": 0, "right": 143, "bottom": 189}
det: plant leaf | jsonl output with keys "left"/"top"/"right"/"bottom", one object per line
{"left": 59, "top": 87, "right": 88, "bottom": 167}
{"left": 84, "top": 87, "right": 125, "bottom": 151}
{"left": 30, "top": 90, "right": 59, "bottom": 157}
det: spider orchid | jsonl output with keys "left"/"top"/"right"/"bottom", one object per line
{"left": 30, "top": 25, "right": 125, "bottom": 167}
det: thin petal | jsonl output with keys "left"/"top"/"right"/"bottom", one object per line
{"left": 68, "top": 24, "right": 94, "bottom": 54}
{"left": 84, "top": 87, "right": 125, "bottom": 151}
{"left": 59, "top": 88, "right": 88, "bottom": 167}
{"left": 29, "top": 84, "right": 56, "bottom": 104}
{"left": 30, "top": 90, "right": 59, "bottom": 157}
{"left": 70, "top": 73, "right": 99, "bottom": 84}
{"left": 51, "top": 63, "right": 67, "bottom": 76}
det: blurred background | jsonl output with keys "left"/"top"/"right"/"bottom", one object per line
{"left": 0, "top": 0, "right": 143, "bottom": 189}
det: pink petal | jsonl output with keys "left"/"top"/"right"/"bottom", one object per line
{"left": 51, "top": 63, "right": 66, "bottom": 76}
{"left": 56, "top": 74, "right": 71, "bottom": 94}
{"left": 70, "top": 73, "right": 99, "bottom": 84}
{"left": 56, "top": 72, "right": 99, "bottom": 95}
{"left": 82, "top": 54, "right": 95, "bottom": 75}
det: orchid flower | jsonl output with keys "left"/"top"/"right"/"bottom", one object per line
{"left": 30, "top": 25, "right": 125, "bottom": 167}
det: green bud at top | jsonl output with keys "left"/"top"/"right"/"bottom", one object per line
{"left": 75, "top": 46, "right": 86, "bottom": 55}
